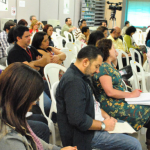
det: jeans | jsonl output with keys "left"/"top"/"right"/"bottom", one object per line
{"left": 91, "top": 120, "right": 142, "bottom": 150}
{"left": 27, "top": 120, "right": 50, "bottom": 143}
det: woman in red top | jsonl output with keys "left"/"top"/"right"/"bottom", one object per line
{"left": 29, "top": 20, "right": 39, "bottom": 34}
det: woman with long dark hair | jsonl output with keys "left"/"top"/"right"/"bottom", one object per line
{"left": 0, "top": 62, "right": 76, "bottom": 150}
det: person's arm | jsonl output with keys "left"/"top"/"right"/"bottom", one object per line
{"left": 68, "top": 27, "right": 77, "bottom": 33}
{"left": 124, "top": 35, "right": 138, "bottom": 49}
{"left": 99, "top": 75, "right": 141, "bottom": 98}
{"left": 0, "top": 37, "right": 9, "bottom": 57}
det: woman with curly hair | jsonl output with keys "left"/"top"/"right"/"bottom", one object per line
{"left": 92, "top": 38, "right": 150, "bottom": 149}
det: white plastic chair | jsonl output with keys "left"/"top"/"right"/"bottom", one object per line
{"left": 116, "top": 49, "right": 130, "bottom": 70}
{"left": 51, "top": 32, "right": 57, "bottom": 40}
{"left": 49, "top": 81, "right": 59, "bottom": 120}
{"left": 39, "top": 92, "right": 56, "bottom": 144}
{"left": 0, "top": 64, "right": 6, "bottom": 70}
{"left": 61, "top": 48, "right": 77, "bottom": 68}
{"left": 56, "top": 28, "right": 61, "bottom": 36}
{"left": 130, "top": 60, "right": 149, "bottom": 92}
{"left": 75, "top": 40, "right": 87, "bottom": 52}
{"left": 44, "top": 63, "right": 67, "bottom": 89}
{"left": 55, "top": 36, "right": 67, "bottom": 49}
{"left": 64, "top": 31, "right": 73, "bottom": 43}
{"left": 65, "top": 42, "right": 78, "bottom": 55}
{"left": 129, "top": 48, "right": 142, "bottom": 65}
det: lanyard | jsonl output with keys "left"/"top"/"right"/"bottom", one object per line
{"left": 26, "top": 48, "right": 33, "bottom": 60}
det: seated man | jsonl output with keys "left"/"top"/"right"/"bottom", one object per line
{"left": 61, "top": 18, "right": 76, "bottom": 40}
{"left": 56, "top": 46, "right": 141, "bottom": 150}
{"left": 0, "top": 20, "right": 15, "bottom": 66}
{"left": 77, "top": 26, "right": 90, "bottom": 44}
{"left": 108, "top": 27, "right": 131, "bottom": 56}
{"left": 7, "top": 25, "right": 51, "bottom": 116}
{"left": 121, "top": 21, "right": 130, "bottom": 37}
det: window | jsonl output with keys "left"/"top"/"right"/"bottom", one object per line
{"left": 127, "top": 0, "right": 150, "bottom": 27}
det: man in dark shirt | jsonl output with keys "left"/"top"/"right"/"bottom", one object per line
{"left": 56, "top": 46, "right": 142, "bottom": 150}
{"left": 7, "top": 25, "right": 50, "bottom": 70}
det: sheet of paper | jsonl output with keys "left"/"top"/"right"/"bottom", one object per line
{"left": 108, "top": 122, "right": 136, "bottom": 134}
{"left": 11, "top": 7, "right": 16, "bottom": 16}
{"left": 125, "top": 93, "right": 150, "bottom": 102}
{"left": 0, "top": 0, "right": 8, "bottom": 11}
{"left": 19, "top": 0, "right": 25, "bottom": 7}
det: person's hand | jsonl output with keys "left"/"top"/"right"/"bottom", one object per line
{"left": 129, "top": 89, "right": 141, "bottom": 98}
{"left": 128, "top": 53, "right": 131, "bottom": 56}
{"left": 24, "top": 61, "right": 40, "bottom": 71}
{"left": 72, "top": 27, "right": 77, "bottom": 30}
{"left": 36, "top": 55, "right": 42, "bottom": 60}
{"left": 61, "top": 146, "right": 77, "bottom": 150}
{"left": 103, "top": 117, "right": 117, "bottom": 131}
{"left": 51, "top": 55, "right": 60, "bottom": 63}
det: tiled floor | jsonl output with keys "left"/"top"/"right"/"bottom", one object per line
{"left": 53, "top": 125, "right": 148, "bottom": 150}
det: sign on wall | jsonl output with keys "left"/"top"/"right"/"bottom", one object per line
{"left": 64, "top": 0, "right": 69, "bottom": 14}
{"left": 0, "top": 0, "right": 8, "bottom": 11}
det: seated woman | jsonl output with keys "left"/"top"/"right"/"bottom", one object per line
{"left": 17, "top": 19, "right": 28, "bottom": 26}
{"left": 87, "top": 30, "right": 104, "bottom": 46}
{"left": 93, "top": 38, "right": 150, "bottom": 149}
{"left": 32, "top": 32, "right": 66, "bottom": 65}
{"left": 29, "top": 19, "right": 39, "bottom": 34}
{"left": 97, "top": 26, "right": 108, "bottom": 38}
{"left": 0, "top": 62, "right": 77, "bottom": 150}
{"left": 43, "top": 24, "right": 54, "bottom": 47}
{"left": 77, "top": 26, "right": 90, "bottom": 44}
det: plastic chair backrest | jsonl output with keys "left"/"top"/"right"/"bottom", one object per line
{"left": 65, "top": 42, "right": 78, "bottom": 54}
{"left": 44, "top": 63, "right": 67, "bottom": 89}
{"left": 75, "top": 40, "right": 87, "bottom": 52}
{"left": 51, "top": 32, "right": 57, "bottom": 40}
{"left": 129, "top": 48, "right": 142, "bottom": 65}
{"left": 64, "top": 31, "right": 73, "bottom": 43}
{"left": 61, "top": 48, "right": 77, "bottom": 68}
{"left": 55, "top": 36, "right": 66, "bottom": 49}
{"left": 116, "top": 49, "right": 130, "bottom": 69}
{"left": 130, "top": 60, "right": 148, "bottom": 92}
{"left": 56, "top": 28, "right": 61, "bottom": 36}
{"left": 49, "top": 81, "right": 59, "bottom": 118}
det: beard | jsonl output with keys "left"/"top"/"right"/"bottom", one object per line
{"left": 114, "top": 37, "right": 119, "bottom": 40}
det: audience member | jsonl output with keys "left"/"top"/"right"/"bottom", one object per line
{"left": 121, "top": 21, "right": 130, "bottom": 37}
{"left": 146, "top": 30, "right": 150, "bottom": 53}
{"left": 29, "top": 19, "right": 39, "bottom": 34}
{"left": 97, "top": 26, "right": 108, "bottom": 38}
{"left": 0, "top": 62, "right": 77, "bottom": 150}
{"left": 100, "top": 21, "right": 107, "bottom": 27}
{"left": 0, "top": 20, "right": 15, "bottom": 66}
{"left": 61, "top": 18, "right": 76, "bottom": 40}
{"left": 18, "top": 19, "right": 28, "bottom": 26}
{"left": 32, "top": 32, "right": 66, "bottom": 64}
{"left": 30, "top": 15, "right": 44, "bottom": 29}
{"left": 7, "top": 25, "right": 52, "bottom": 116}
{"left": 74, "top": 19, "right": 87, "bottom": 39}
{"left": 77, "top": 26, "right": 90, "bottom": 44}
{"left": 43, "top": 24, "right": 54, "bottom": 47}
{"left": 88, "top": 30, "right": 104, "bottom": 46}
{"left": 93, "top": 38, "right": 150, "bottom": 149}
{"left": 56, "top": 45, "right": 142, "bottom": 150}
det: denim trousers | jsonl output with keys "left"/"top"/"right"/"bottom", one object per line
{"left": 91, "top": 121, "right": 142, "bottom": 150}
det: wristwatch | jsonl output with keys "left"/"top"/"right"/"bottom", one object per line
{"left": 101, "top": 122, "right": 106, "bottom": 131}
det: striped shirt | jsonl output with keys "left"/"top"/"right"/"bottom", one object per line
{"left": 74, "top": 28, "right": 82, "bottom": 39}
{"left": 0, "top": 31, "right": 9, "bottom": 58}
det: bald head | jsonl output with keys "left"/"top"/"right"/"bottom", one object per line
{"left": 111, "top": 26, "right": 121, "bottom": 40}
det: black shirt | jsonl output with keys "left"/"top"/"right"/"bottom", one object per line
{"left": 7, "top": 43, "right": 42, "bottom": 65}
{"left": 56, "top": 63, "right": 94, "bottom": 150}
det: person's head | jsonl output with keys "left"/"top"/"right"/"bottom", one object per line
{"left": 125, "top": 21, "right": 130, "bottom": 27}
{"left": 7, "top": 26, "right": 15, "bottom": 44}
{"left": 100, "top": 21, "right": 107, "bottom": 27}
{"left": 30, "top": 20, "right": 39, "bottom": 30}
{"left": 96, "top": 38, "right": 118, "bottom": 62}
{"left": 75, "top": 45, "right": 103, "bottom": 76}
{"left": 3, "top": 20, "right": 15, "bottom": 33}
{"left": 81, "top": 26, "right": 90, "bottom": 37}
{"left": 146, "top": 30, "right": 150, "bottom": 45}
{"left": 110, "top": 27, "right": 121, "bottom": 40}
{"left": 14, "top": 25, "right": 30, "bottom": 47}
{"left": 88, "top": 31, "right": 104, "bottom": 46}
{"left": 30, "top": 15, "right": 36, "bottom": 23}
{"left": 43, "top": 24, "right": 53, "bottom": 37}
{"left": 97, "top": 26, "right": 108, "bottom": 38}
{"left": 78, "top": 19, "right": 87, "bottom": 29}
{"left": 32, "top": 32, "right": 49, "bottom": 50}
{"left": 126, "top": 26, "right": 136, "bottom": 36}
{"left": 65, "top": 18, "right": 72, "bottom": 26}
{"left": 17, "top": 19, "right": 28, "bottom": 26}
{"left": 0, "top": 62, "right": 44, "bottom": 135}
